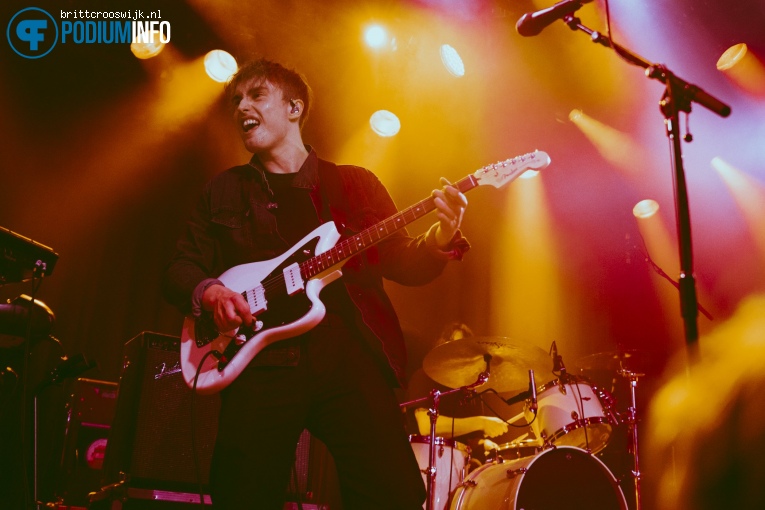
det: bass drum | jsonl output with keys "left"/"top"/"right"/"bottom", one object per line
{"left": 450, "top": 447, "right": 627, "bottom": 510}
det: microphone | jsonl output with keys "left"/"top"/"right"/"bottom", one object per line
{"left": 528, "top": 369, "right": 538, "bottom": 414}
{"left": 516, "top": 0, "right": 593, "bottom": 37}
{"left": 551, "top": 340, "right": 568, "bottom": 381}
{"left": 551, "top": 340, "right": 559, "bottom": 372}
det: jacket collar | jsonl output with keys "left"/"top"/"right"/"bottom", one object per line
{"left": 248, "top": 145, "right": 318, "bottom": 190}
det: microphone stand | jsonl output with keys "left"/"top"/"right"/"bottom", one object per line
{"left": 33, "top": 352, "right": 96, "bottom": 508}
{"left": 560, "top": 14, "right": 730, "bottom": 362}
{"left": 552, "top": 16, "right": 732, "bottom": 510}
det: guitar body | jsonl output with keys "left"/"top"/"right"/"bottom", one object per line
{"left": 180, "top": 222, "right": 343, "bottom": 394}
{"left": 178, "top": 150, "right": 551, "bottom": 393}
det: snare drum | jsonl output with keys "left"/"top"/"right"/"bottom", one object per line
{"left": 531, "top": 377, "right": 617, "bottom": 453}
{"left": 409, "top": 435, "right": 470, "bottom": 510}
{"left": 450, "top": 446, "right": 627, "bottom": 509}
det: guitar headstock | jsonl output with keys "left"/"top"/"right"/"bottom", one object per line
{"left": 473, "top": 150, "right": 551, "bottom": 189}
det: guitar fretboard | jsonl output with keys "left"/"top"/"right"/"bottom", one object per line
{"left": 300, "top": 175, "right": 478, "bottom": 279}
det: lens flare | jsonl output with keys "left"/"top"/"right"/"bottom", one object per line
{"left": 369, "top": 110, "right": 401, "bottom": 137}
{"left": 204, "top": 50, "right": 238, "bottom": 83}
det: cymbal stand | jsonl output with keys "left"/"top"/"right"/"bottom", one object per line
{"left": 401, "top": 354, "right": 491, "bottom": 510}
{"left": 620, "top": 368, "right": 644, "bottom": 510}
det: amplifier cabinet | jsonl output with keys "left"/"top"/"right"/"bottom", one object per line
{"left": 102, "top": 331, "right": 220, "bottom": 493}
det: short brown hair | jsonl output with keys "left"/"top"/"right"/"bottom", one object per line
{"left": 225, "top": 58, "right": 312, "bottom": 129}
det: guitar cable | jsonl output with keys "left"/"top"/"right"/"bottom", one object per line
{"left": 191, "top": 350, "right": 222, "bottom": 506}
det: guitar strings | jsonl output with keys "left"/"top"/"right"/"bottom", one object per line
{"left": 248, "top": 194, "right": 441, "bottom": 300}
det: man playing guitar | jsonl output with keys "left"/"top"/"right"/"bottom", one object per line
{"left": 162, "top": 58, "right": 469, "bottom": 509}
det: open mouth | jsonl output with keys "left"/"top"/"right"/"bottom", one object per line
{"left": 242, "top": 119, "right": 259, "bottom": 132}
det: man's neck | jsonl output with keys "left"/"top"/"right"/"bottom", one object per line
{"left": 255, "top": 141, "right": 309, "bottom": 174}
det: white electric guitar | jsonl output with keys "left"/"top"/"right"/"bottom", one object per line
{"left": 180, "top": 150, "right": 551, "bottom": 394}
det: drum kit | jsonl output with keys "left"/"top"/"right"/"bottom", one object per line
{"left": 401, "top": 336, "right": 654, "bottom": 510}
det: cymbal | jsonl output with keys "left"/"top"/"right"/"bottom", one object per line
{"left": 423, "top": 337, "right": 551, "bottom": 393}
{"left": 575, "top": 349, "right": 659, "bottom": 375}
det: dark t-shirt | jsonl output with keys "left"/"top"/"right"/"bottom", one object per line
{"left": 266, "top": 171, "right": 357, "bottom": 324}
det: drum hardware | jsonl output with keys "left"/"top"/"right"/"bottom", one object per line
{"left": 408, "top": 435, "right": 471, "bottom": 510}
{"left": 455, "top": 478, "right": 477, "bottom": 489}
{"left": 619, "top": 368, "right": 645, "bottom": 510}
{"left": 403, "top": 352, "right": 541, "bottom": 509}
{"left": 551, "top": 340, "right": 568, "bottom": 383}
{"left": 575, "top": 350, "right": 657, "bottom": 510}
{"left": 485, "top": 436, "right": 542, "bottom": 464}
{"left": 451, "top": 446, "right": 628, "bottom": 509}
{"left": 530, "top": 375, "right": 618, "bottom": 454}
{"left": 575, "top": 349, "right": 659, "bottom": 377}
{"left": 401, "top": 354, "right": 491, "bottom": 510}
{"left": 422, "top": 336, "right": 550, "bottom": 393}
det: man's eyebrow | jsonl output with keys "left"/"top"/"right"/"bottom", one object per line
{"left": 245, "top": 84, "right": 268, "bottom": 94}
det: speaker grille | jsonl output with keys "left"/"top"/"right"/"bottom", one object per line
{"left": 103, "top": 332, "right": 220, "bottom": 491}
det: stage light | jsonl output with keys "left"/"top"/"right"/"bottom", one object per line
{"left": 633, "top": 199, "right": 659, "bottom": 219}
{"left": 130, "top": 31, "right": 165, "bottom": 59}
{"left": 717, "top": 43, "right": 765, "bottom": 97}
{"left": 491, "top": 170, "right": 565, "bottom": 348}
{"left": 569, "top": 108, "right": 645, "bottom": 175}
{"left": 369, "top": 110, "right": 401, "bottom": 137}
{"left": 440, "top": 44, "right": 465, "bottom": 77}
{"left": 633, "top": 198, "right": 683, "bottom": 338}
{"left": 204, "top": 50, "right": 237, "bottom": 83}
{"left": 569, "top": 109, "right": 583, "bottom": 121}
{"left": 364, "top": 24, "right": 389, "bottom": 50}
{"left": 712, "top": 157, "right": 765, "bottom": 260}
{"left": 520, "top": 170, "right": 539, "bottom": 179}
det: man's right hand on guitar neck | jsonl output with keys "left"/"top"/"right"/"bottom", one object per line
{"left": 202, "top": 284, "right": 254, "bottom": 332}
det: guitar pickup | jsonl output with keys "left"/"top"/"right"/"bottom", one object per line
{"left": 245, "top": 285, "right": 267, "bottom": 315}
{"left": 283, "top": 262, "right": 305, "bottom": 296}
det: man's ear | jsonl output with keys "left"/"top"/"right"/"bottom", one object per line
{"left": 288, "top": 99, "right": 303, "bottom": 119}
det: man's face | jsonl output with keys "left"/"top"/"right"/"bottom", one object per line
{"left": 230, "top": 78, "right": 292, "bottom": 154}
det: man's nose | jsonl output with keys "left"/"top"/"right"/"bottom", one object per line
{"left": 237, "top": 96, "right": 254, "bottom": 112}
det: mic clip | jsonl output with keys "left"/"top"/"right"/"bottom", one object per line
{"left": 528, "top": 369, "right": 538, "bottom": 415}
{"left": 557, "top": 357, "right": 568, "bottom": 383}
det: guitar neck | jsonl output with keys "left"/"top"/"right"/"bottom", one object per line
{"left": 301, "top": 175, "right": 478, "bottom": 279}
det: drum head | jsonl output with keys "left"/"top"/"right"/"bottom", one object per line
{"left": 515, "top": 447, "right": 626, "bottom": 509}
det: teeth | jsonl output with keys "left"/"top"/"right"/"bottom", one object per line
{"left": 242, "top": 119, "right": 259, "bottom": 131}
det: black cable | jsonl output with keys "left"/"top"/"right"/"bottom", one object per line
{"left": 603, "top": 0, "right": 632, "bottom": 66}
{"left": 477, "top": 388, "right": 537, "bottom": 429}
{"left": 191, "top": 350, "right": 221, "bottom": 506}
{"left": 571, "top": 378, "right": 591, "bottom": 452}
